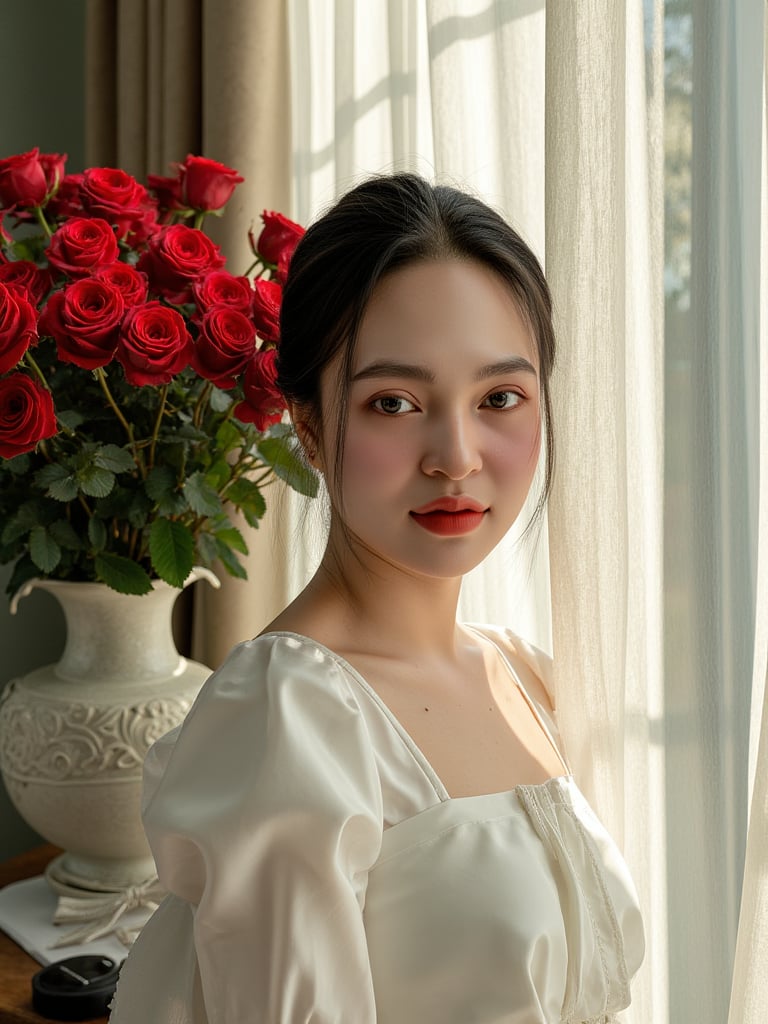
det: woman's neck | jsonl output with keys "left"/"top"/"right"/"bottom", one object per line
{"left": 268, "top": 540, "right": 466, "bottom": 663}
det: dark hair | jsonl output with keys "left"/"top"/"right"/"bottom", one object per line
{"left": 277, "top": 173, "right": 556, "bottom": 526}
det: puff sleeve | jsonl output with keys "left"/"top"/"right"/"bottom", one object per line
{"left": 111, "top": 633, "right": 384, "bottom": 1024}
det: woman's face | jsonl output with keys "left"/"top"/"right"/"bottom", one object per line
{"left": 316, "top": 258, "right": 542, "bottom": 581}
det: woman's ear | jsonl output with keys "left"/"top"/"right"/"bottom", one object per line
{"left": 288, "top": 405, "right": 322, "bottom": 471}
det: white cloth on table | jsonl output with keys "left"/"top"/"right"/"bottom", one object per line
{"left": 109, "top": 627, "right": 645, "bottom": 1023}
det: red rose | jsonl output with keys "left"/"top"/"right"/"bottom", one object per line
{"left": 117, "top": 302, "right": 193, "bottom": 386}
{"left": 147, "top": 173, "right": 184, "bottom": 219}
{"left": 0, "top": 149, "right": 48, "bottom": 209}
{"left": 0, "top": 283, "right": 38, "bottom": 374}
{"left": 253, "top": 210, "right": 305, "bottom": 266}
{"left": 80, "top": 167, "right": 157, "bottom": 239}
{"left": 137, "top": 224, "right": 225, "bottom": 304}
{"left": 47, "top": 217, "right": 120, "bottom": 278}
{"left": 0, "top": 260, "right": 51, "bottom": 305}
{"left": 0, "top": 372, "right": 57, "bottom": 459}
{"left": 233, "top": 348, "right": 286, "bottom": 430}
{"left": 192, "top": 307, "right": 256, "bottom": 389}
{"left": 179, "top": 156, "right": 244, "bottom": 212}
{"left": 46, "top": 173, "right": 85, "bottom": 220}
{"left": 194, "top": 271, "right": 253, "bottom": 315}
{"left": 38, "top": 152, "right": 67, "bottom": 193}
{"left": 251, "top": 278, "right": 282, "bottom": 345}
{"left": 39, "top": 279, "right": 124, "bottom": 369}
{"left": 275, "top": 246, "right": 293, "bottom": 285}
{"left": 93, "top": 263, "right": 148, "bottom": 307}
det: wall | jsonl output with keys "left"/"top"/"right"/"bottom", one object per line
{"left": 0, "top": 0, "right": 86, "bottom": 859}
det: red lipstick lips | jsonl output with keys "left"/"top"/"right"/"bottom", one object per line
{"left": 410, "top": 496, "right": 488, "bottom": 536}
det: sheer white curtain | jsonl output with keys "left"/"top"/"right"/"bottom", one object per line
{"left": 287, "top": 0, "right": 552, "bottom": 649}
{"left": 544, "top": 2, "right": 664, "bottom": 1020}
{"left": 285, "top": 2, "right": 768, "bottom": 1022}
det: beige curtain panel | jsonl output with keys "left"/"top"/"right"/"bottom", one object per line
{"left": 85, "top": 0, "right": 295, "bottom": 668}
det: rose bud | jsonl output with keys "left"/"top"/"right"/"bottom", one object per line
{"left": 80, "top": 166, "right": 156, "bottom": 239}
{"left": 47, "top": 217, "right": 120, "bottom": 278}
{"left": 147, "top": 172, "right": 184, "bottom": 215}
{"left": 0, "top": 148, "right": 48, "bottom": 209}
{"left": 117, "top": 301, "right": 193, "bottom": 386}
{"left": 192, "top": 306, "right": 257, "bottom": 389}
{"left": 137, "top": 224, "right": 225, "bottom": 304}
{"left": 38, "top": 152, "right": 67, "bottom": 193}
{"left": 0, "top": 283, "right": 38, "bottom": 374}
{"left": 179, "top": 155, "right": 244, "bottom": 212}
{"left": 0, "top": 372, "right": 57, "bottom": 459}
{"left": 254, "top": 210, "right": 305, "bottom": 266}
{"left": 233, "top": 348, "right": 287, "bottom": 431}
{"left": 194, "top": 271, "right": 253, "bottom": 316}
{"left": 251, "top": 278, "right": 282, "bottom": 346}
{"left": 46, "top": 173, "right": 85, "bottom": 220}
{"left": 39, "top": 279, "right": 124, "bottom": 369}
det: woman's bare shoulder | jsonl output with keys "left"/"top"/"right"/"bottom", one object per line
{"left": 466, "top": 623, "right": 556, "bottom": 715}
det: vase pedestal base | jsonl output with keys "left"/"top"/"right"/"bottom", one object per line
{"left": 45, "top": 852, "right": 157, "bottom": 893}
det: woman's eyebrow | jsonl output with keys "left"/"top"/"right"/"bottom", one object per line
{"left": 351, "top": 356, "right": 537, "bottom": 383}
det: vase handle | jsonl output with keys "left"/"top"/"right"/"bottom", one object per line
{"left": 10, "top": 566, "right": 220, "bottom": 615}
{"left": 9, "top": 578, "right": 44, "bottom": 616}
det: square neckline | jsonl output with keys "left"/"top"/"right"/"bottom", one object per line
{"left": 259, "top": 629, "right": 573, "bottom": 803}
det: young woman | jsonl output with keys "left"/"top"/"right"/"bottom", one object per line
{"left": 110, "top": 174, "right": 645, "bottom": 1023}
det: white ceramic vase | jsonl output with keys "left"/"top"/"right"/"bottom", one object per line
{"left": 0, "top": 570, "right": 217, "bottom": 892}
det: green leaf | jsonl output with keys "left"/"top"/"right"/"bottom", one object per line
{"left": 1, "top": 500, "right": 46, "bottom": 543}
{"left": 158, "top": 491, "right": 188, "bottom": 516}
{"left": 49, "top": 519, "right": 84, "bottom": 550}
{"left": 126, "top": 491, "right": 152, "bottom": 529}
{"left": 183, "top": 471, "right": 223, "bottom": 517}
{"left": 11, "top": 238, "right": 42, "bottom": 262}
{"left": 257, "top": 436, "right": 319, "bottom": 498}
{"left": 79, "top": 465, "right": 115, "bottom": 498}
{"left": 209, "top": 386, "right": 233, "bottom": 413}
{"left": 215, "top": 541, "right": 248, "bottom": 580}
{"left": 214, "top": 524, "right": 249, "bottom": 555}
{"left": 95, "top": 552, "right": 153, "bottom": 595}
{"left": 196, "top": 530, "right": 219, "bottom": 565}
{"left": 29, "top": 526, "right": 61, "bottom": 573}
{"left": 4, "top": 453, "right": 30, "bottom": 475}
{"left": 161, "top": 423, "right": 208, "bottom": 443}
{"left": 94, "top": 444, "right": 135, "bottom": 473}
{"left": 149, "top": 518, "right": 194, "bottom": 588}
{"left": 145, "top": 465, "right": 177, "bottom": 502}
{"left": 35, "top": 464, "right": 70, "bottom": 487}
{"left": 2, "top": 516, "right": 31, "bottom": 545}
{"left": 35, "top": 463, "right": 80, "bottom": 502}
{"left": 206, "top": 459, "right": 232, "bottom": 491}
{"left": 266, "top": 421, "right": 293, "bottom": 440}
{"left": 226, "top": 478, "right": 267, "bottom": 527}
{"left": 56, "top": 409, "right": 85, "bottom": 431}
{"left": 87, "top": 517, "right": 108, "bottom": 551}
{"left": 215, "top": 419, "right": 242, "bottom": 453}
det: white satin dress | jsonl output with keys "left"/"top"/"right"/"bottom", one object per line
{"left": 109, "top": 627, "right": 645, "bottom": 1024}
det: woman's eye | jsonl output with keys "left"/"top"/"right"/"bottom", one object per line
{"left": 371, "top": 395, "right": 416, "bottom": 415}
{"left": 482, "top": 390, "right": 521, "bottom": 410}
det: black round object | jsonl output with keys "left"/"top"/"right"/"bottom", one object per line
{"left": 31, "top": 955, "right": 121, "bottom": 1021}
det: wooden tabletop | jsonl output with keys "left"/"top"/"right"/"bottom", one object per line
{"left": 0, "top": 845, "right": 108, "bottom": 1024}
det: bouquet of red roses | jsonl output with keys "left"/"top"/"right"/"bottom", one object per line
{"left": 0, "top": 148, "right": 311, "bottom": 597}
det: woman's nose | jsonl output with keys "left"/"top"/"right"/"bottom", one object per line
{"left": 420, "top": 414, "right": 482, "bottom": 479}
